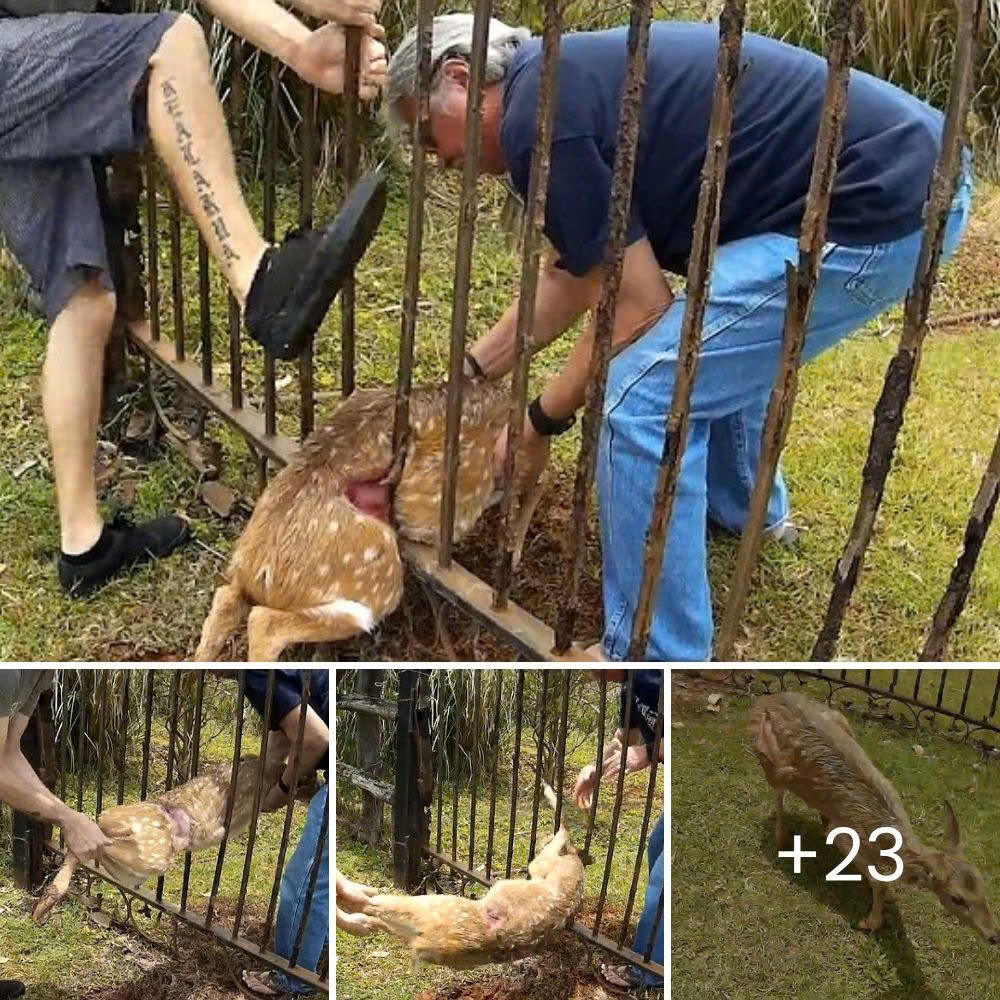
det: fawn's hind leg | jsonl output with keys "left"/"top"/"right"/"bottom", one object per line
{"left": 195, "top": 583, "right": 250, "bottom": 660}
{"left": 247, "top": 604, "right": 371, "bottom": 661}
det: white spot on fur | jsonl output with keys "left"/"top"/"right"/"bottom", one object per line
{"left": 343, "top": 552, "right": 354, "bottom": 564}
{"left": 319, "top": 564, "right": 330, "bottom": 577}
{"left": 307, "top": 599, "right": 375, "bottom": 632}
{"left": 329, "top": 521, "right": 339, "bottom": 534}
{"left": 363, "top": 547, "right": 379, "bottom": 563}
{"left": 256, "top": 565, "right": 273, "bottom": 590}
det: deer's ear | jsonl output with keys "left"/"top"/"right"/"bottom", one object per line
{"left": 942, "top": 800, "right": 962, "bottom": 852}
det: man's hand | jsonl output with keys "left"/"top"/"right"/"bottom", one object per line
{"left": 287, "top": 22, "right": 387, "bottom": 98}
{"left": 601, "top": 743, "right": 651, "bottom": 782}
{"left": 493, "top": 418, "right": 551, "bottom": 502}
{"left": 62, "top": 811, "right": 111, "bottom": 863}
{"left": 336, "top": 869, "right": 388, "bottom": 935}
{"left": 291, "top": 0, "right": 381, "bottom": 28}
{"left": 337, "top": 908, "right": 387, "bottom": 936}
{"left": 261, "top": 781, "right": 291, "bottom": 813}
{"left": 337, "top": 870, "right": 379, "bottom": 911}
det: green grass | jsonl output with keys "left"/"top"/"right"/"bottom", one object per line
{"left": 335, "top": 716, "right": 665, "bottom": 999}
{"left": 0, "top": 724, "right": 314, "bottom": 1000}
{"left": 2, "top": 158, "right": 999, "bottom": 658}
{"left": 672, "top": 673, "right": 1000, "bottom": 1000}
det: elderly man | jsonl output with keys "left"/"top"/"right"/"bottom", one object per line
{"left": 1, "top": 0, "right": 387, "bottom": 596}
{"left": 385, "top": 14, "right": 973, "bottom": 661}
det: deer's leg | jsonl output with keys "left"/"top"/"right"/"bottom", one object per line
{"left": 32, "top": 854, "right": 80, "bottom": 922}
{"left": 194, "top": 583, "right": 250, "bottom": 660}
{"left": 774, "top": 788, "right": 791, "bottom": 850}
{"left": 528, "top": 827, "right": 569, "bottom": 879}
{"left": 858, "top": 871, "right": 886, "bottom": 932}
{"left": 510, "top": 477, "right": 545, "bottom": 570}
{"left": 247, "top": 605, "right": 369, "bottom": 661}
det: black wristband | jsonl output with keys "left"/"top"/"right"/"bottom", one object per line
{"left": 464, "top": 351, "right": 486, "bottom": 380}
{"left": 528, "top": 395, "right": 577, "bottom": 436}
{"left": 278, "top": 775, "right": 291, "bottom": 795}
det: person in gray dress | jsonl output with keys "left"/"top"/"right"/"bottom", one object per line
{"left": 0, "top": 0, "right": 388, "bottom": 595}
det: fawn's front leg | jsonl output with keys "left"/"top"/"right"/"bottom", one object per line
{"left": 774, "top": 788, "right": 791, "bottom": 850}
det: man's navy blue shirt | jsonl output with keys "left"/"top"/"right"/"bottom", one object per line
{"left": 244, "top": 669, "right": 329, "bottom": 774}
{"left": 501, "top": 22, "right": 944, "bottom": 277}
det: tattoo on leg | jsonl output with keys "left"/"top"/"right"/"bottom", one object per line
{"left": 160, "top": 78, "right": 241, "bottom": 263}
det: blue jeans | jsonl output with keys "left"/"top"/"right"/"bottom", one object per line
{"left": 598, "top": 162, "right": 974, "bottom": 660}
{"left": 632, "top": 813, "right": 665, "bottom": 986}
{"left": 271, "top": 782, "right": 329, "bottom": 994}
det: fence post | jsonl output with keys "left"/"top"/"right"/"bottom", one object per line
{"left": 393, "top": 670, "right": 432, "bottom": 890}
{"left": 356, "top": 669, "right": 385, "bottom": 846}
{"left": 11, "top": 707, "right": 46, "bottom": 891}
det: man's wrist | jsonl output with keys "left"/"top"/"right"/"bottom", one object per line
{"left": 528, "top": 395, "right": 576, "bottom": 436}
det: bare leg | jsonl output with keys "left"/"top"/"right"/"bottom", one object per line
{"left": 774, "top": 788, "right": 790, "bottom": 850}
{"left": 145, "top": 14, "right": 266, "bottom": 305}
{"left": 194, "top": 583, "right": 250, "bottom": 660}
{"left": 43, "top": 280, "right": 115, "bottom": 554}
{"left": 246, "top": 605, "right": 366, "bottom": 661}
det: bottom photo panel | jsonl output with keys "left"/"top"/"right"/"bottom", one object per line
{"left": 672, "top": 668, "right": 999, "bottom": 1000}
{"left": 334, "top": 667, "right": 665, "bottom": 1000}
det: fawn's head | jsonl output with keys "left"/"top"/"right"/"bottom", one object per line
{"left": 912, "top": 801, "right": 1000, "bottom": 945}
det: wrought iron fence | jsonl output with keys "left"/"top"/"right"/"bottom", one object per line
{"left": 103, "top": 0, "right": 994, "bottom": 660}
{"left": 22, "top": 668, "right": 329, "bottom": 995}
{"left": 336, "top": 668, "right": 666, "bottom": 981}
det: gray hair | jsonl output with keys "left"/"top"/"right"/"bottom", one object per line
{"left": 386, "top": 13, "right": 531, "bottom": 132}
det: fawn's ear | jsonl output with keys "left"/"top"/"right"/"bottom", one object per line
{"left": 942, "top": 799, "right": 962, "bottom": 852}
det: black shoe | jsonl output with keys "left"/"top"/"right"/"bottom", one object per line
{"left": 58, "top": 512, "right": 191, "bottom": 597}
{"left": 245, "top": 169, "right": 388, "bottom": 361}
{"left": 0, "top": 981, "right": 26, "bottom": 999}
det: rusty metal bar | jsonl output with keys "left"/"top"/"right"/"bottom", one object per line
{"left": 469, "top": 670, "right": 481, "bottom": 869}
{"left": 146, "top": 152, "right": 160, "bottom": 341}
{"left": 435, "top": 675, "right": 444, "bottom": 853}
{"left": 990, "top": 674, "right": 1000, "bottom": 721}
{"left": 439, "top": 0, "right": 493, "bottom": 567}
{"left": 228, "top": 294, "right": 243, "bottom": 409}
{"left": 921, "top": 422, "right": 1000, "bottom": 659}
{"left": 960, "top": 670, "right": 975, "bottom": 716}
{"left": 555, "top": 0, "right": 654, "bottom": 650}
{"left": 58, "top": 677, "right": 68, "bottom": 848}
{"left": 936, "top": 670, "right": 947, "bottom": 707}
{"left": 484, "top": 670, "right": 502, "bottom": 878}
{"left": 157, "top": 669, "right": 180, "bottom": 903}
{"left": 264, "top": 670, "right": 312, "bottom": 951}
{"left": 583, "top": 672, "right": 607, "bottom": 859}
{"left": 913, "top": 669, "right": 924, "bottom": 701}
{"left": 42, "top": 839, "right": 327, "bottom": 992}
{"left": 140, "top": 669, "right": 154, "bottom": 801}
{"left": 553, "top": 669, "right": 570, "bottom": 833}
{"left": 493, "top": 0, "right": 563, "bottom": 607}
{"left": 717, "top": 0, "right": 859, "bottom": 659}
{"left": 593, "top": 670, "right": 634, "bottom": 937}
{"left": 180, "top": 668, "right": 206, "bottom": 914}
{"left": 505, "top": 669, "right": 524, "bottom": 879}
{"left": 812, "top": 0, "right": 984, "bottom": 661}
{"left": 169, "top": 188, "right": 185, "bottom": 360}
{"left": 263, "top": 58, "right": 280, "bottom": 438}
{"left": 233, "top": 669, "right": 276, "bottom": 937}
{"left": 392, "top": 0, "right": 434, "bottom": 463}
{"left": 627, "top": 0, "right": 747, "bottom": 658}
{"left": 643, "top": 890, "right": 664, "bottom": 964}
{"left": 299, "top": 83, "right": 317, "bottom": 439}
{"left": 198, "top": 237, "right": 212, "bottom": 384}
{"left": 618, "top": 678, "right": 663, "bottom": 949}
{"left": 527, "top": 670, "right": 549, "bottom": 861}
{"left": 95, "top": 670, "right": 107, "bottom": 818}
{"left": 205, "top": 668, "right": 245, "bottom": 929}
{"left": 75, "top": 671, "right": 87, "bottom": 814}
{"left": 341, "top": 28, "right": 361, "bottom": 399}
{"left": 451, "top": 673, "right": 460, "bottom": 862}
